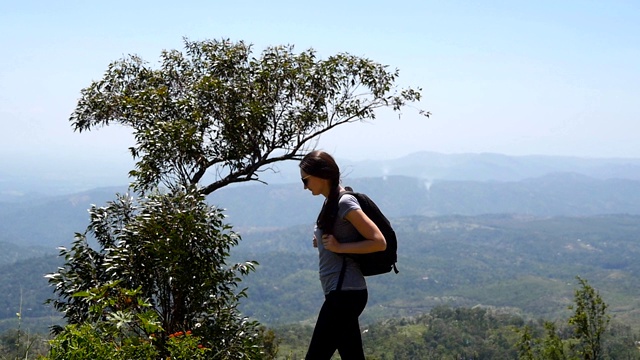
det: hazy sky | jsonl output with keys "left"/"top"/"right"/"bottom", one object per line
{"left": 1, "top": 0, "right": 639, "bottom": 175}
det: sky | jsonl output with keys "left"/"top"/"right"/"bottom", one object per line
{"left": 1, "top": 0, "right": 639, "bottom": 184}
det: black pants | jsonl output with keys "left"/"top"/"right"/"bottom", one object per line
{"left": 305, "top": 289, "right": 368, "bottom": 360}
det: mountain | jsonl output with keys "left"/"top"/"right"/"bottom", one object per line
{"left": 0, "top": 242, "right": 54, "bottom": 266}
{"left": 208, "top": 173, "right": 640, "bottom": 229}
{"left": 339, "top": 152, "right": 640, "bottom": 182}
{"left": 2, "top": 152, "right": 640, "bottom": 202}
{"left": 0, "top": 186, "right": 127, "bottom": 248}
{"left": 2, "top": 173, "right": 640, "bottom": 249}
{"left": 0, "top": 255, "right": 61, "bottom": 318}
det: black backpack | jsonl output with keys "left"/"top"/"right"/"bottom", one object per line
{"left": 338, "top": 188, "right": 399, "bottom": 277}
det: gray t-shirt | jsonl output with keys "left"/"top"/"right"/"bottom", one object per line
{"left": 314, "top": 194, "right": 367, "bottom": 295}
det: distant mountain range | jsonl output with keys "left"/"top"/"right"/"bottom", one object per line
{"left": 339, "top": 151, "right": 640, "bottom": 182}
{"left": 208, "top": 173, "right": 640, "bottom": 230}
{"left": 2, "top": 152, "right": 640, "bottom": 249}
{"left": 2, "top": 151, "right": 640, "bottom": 201}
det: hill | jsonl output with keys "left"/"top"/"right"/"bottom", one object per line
{"left": 2, "top": 173, "right": 640, "bottom": 250}
{"left": 2, "top": 151, "right": 640, "bottom": 201}
{"left": 5, "top": 213, "right": 639, "bottom": 335}
{"left": 210, "top": 173, "right": 640, "bottom": 229}
{"left": 0, "top": 186, "right": 126, "bottom": 248}
{"left": 233, "top": 214, "right": 640, "bottom": 329}
{"left": 0, "top": 254, "right": 62, "bottom": 333}
{"left": 340, "top": 152, "right": 640, "bottom": 182}
{"left": 1, "top": 172, "right": 640, "bottom": 250}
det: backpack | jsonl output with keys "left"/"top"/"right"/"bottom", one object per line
{"left": 338, "top": 188, "right": 399, "bottom": 276}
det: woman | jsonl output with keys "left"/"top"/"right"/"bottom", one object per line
{"left": 299, "top": 150, "right": 386, "bottom": 360}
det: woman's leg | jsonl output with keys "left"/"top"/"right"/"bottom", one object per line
{"left": 305, "top": 295, "right": 340, "bottom": 360}
{"left": 336, "top": 290, "right": 368, "bottom": 360}
{"left": 305, "top": 289, "right": 368, "bottom": 360}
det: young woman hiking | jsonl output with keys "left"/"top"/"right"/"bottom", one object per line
{"left": 299, "top": 150, "right": 386, "bottom": 360}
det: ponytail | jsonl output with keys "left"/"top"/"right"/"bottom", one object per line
{"left": 317, "top": 184, "right": 341, "bottom": 233}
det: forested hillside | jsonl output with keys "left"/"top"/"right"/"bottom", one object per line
{"left": 273, "top": 304, "right": 639, "bottom": 359}
{"left": 234, "top": 214, "right": 640, "bottom": 329}
{"left": 4, "top": 213, "right": 640, "bottom": 336}
{"left": 0, "top": 187, "right": 126, "bottom": 247}
{"left": 0, "top": 255, "right": 61, "bottom": 333}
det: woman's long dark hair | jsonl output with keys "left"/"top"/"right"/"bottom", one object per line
{"left": 299, "top": 150, "right": 341, "bottom": 233}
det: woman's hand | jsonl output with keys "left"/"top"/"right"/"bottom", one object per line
{"left": 321, "top": 234, "right": 341, "bottom": 252}
{"left": 312, "top": 235, "right": 318, "bottom": 248}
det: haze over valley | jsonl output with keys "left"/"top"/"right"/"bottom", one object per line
{"left": 1, "top": 152, "right": 640, "bottom": 334}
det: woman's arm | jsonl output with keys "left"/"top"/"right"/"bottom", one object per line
{"left": 321, "top": 209, "right": 386, "bottom": 254}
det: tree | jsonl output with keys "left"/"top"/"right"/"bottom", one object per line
{"left": 69, "top": 38, "right": 425, "bottom": 195}
{"left": 516, "top": 277, "right": 614, "bottom": 360}
{"left": 538, "top": 322, "right": 567, "bottom": 360}
{"left": 47, "top": 187, "right": 266, "bottom": 358}
{"left": 516, "top": 322, "right": 567, "bottom": 360}
{"left": 567, "top": 276, "right": 610, "bottom": 360}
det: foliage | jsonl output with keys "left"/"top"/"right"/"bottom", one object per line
{"left": 567, "top": 277, "right": 610, "bottom": 360}
{"left": 276, "top": 306, "right": 525, "bottom": 359}
{"left": 69, "top": 38, "right": 425, "bottom": 195}
{"left": 166, "top": 330, "right": 210, "bottom": 359}
{"left": 44, "top": 283, "right": 279, "bottom": 359}
{"left": 44, "top": 286, "right": 210, "bottom": 360}
{"left": 538, "top": 322, "right": 567, "bottom": 360}
{"left": 516, "top": 322, "right": 567, "bottom": 360}
{"left": 272, "top": 303, "right": 639, "bottom": 360}
{"left": 516, "top": 278, "right": 638, "bottom": 360}
{"left": 46, "top": 186, "right": 270, "bottom": 358}
{"left": 45, "top": 322, "right": 158, "bottom": 360}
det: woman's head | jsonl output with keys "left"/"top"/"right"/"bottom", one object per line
{"left": 299, "top": 150, "right": 340, "bottom": 196}
{"left": 300, "top": 150, "right": 342, "bottom": 231}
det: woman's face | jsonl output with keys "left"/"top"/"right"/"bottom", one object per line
{"left": 300, "top": 170, "right": 329, "bottom": 197}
